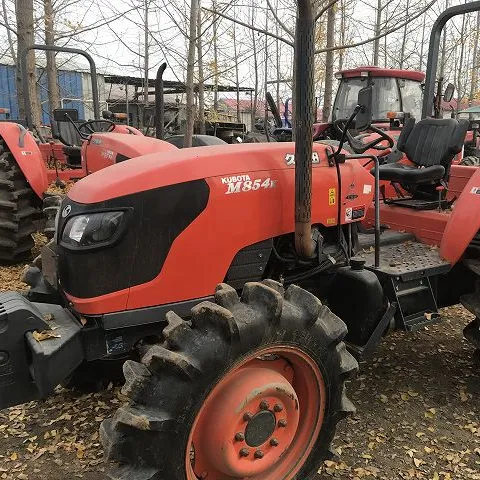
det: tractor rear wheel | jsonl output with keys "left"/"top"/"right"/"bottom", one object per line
{"left": 459, "top": 156, "right": 480, "bottom": 166}
{"left": 0, "top": 139, "right": 38, "bottom": 263}
{"left": 100, "top": 280, "right": 358, "bottom": 480}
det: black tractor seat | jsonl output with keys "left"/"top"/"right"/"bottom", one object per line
{"left": 377, "top": 162, "right": 446, "bottom": 184}
{"left": 51, "top": 109, "right": 84, "bottom": 168}
{"left": 374, "top": 117, "right": 469, "bottom": 186}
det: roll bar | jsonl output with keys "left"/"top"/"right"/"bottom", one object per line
{"left": 422, "top": 1, "right": 480, "bottom": 118}
{"left": 21, "top": 44, "right": 100, "bottom": 129}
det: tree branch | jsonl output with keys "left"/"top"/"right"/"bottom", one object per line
{"left": 315, "top": 0, "right": 339, "bottom": 22}
{"left": 315, "top": 0, "right": 437, "bottom": 54}
{"left": 266, "top": 0, "right": 293, "bottom": 38}
{"left": 202, "top": 6, "right": 294, "bottom": 47}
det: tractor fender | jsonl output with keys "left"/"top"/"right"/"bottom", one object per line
{"left": 440, "top": 167, "right": 480, "bottom": 264}
{"left": 0, "top": 122, "right": 48, "bottom": 198}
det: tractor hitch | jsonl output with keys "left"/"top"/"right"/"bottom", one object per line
{"left": 0, "top": 292, "right": 84, "bottom": 409}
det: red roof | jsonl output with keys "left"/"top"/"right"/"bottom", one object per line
{"left": 337, "top": 66, "right": 425, "bottom": 82}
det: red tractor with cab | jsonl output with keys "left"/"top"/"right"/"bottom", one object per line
{"left": 0, "top": 2, "right": 479, "bottom": 480}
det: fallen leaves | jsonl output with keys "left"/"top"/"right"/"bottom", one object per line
{"left": 32, "top": 330, "right": 61, "bottom": 342}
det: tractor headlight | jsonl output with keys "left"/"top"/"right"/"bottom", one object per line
{"left": 61, "top": 211, "right": 126, "bottom": 249}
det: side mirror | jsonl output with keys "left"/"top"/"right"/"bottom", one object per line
{"left": 53, "top": 108, "right": 79, "bottom": 122}
{"left": 355, "top": 86, "right": 373, "bottom": 131}
{"left": 444, "top": 83, "right": 455, "bottom": 102}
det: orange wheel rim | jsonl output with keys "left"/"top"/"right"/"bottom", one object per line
{"left": 185, "top": 345, "right": 326, "bottom": 480}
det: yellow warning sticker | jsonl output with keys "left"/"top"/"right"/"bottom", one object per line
{"left": 327, "top": 217, "right": 336, "bottom": 225}
{"left": 328, "top": 188, "right": 336, "bottom": 206}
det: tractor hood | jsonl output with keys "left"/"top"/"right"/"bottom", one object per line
{"left": 68, "top": 143, "right": 318, "bottom": 204}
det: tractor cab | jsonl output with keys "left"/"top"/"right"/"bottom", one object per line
{"left": 333, "top": 67, "right": 425, "bottom": 130}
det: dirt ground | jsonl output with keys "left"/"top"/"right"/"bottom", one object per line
{"left": 0, "top": 262, "right": 478, "bottom": 480}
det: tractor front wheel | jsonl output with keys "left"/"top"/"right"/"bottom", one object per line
{"left": 101, "top": 281, "right": 358, "bottom": 480}
{"left": 0, "top": 139, "right": 39, "bottom": 263}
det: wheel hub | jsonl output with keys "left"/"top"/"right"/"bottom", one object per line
{"left": 191, "top": 364, "right": 300, "bottom": 478}
{"left": 187, "top": 346, "right": 326, "bottom": 480}
{"left": 245, "top": 410, "right": 276, "bottom": 447}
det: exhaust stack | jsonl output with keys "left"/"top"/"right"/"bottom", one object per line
{"left": 155, "top": 62, "right": 167, "bottom": 140}
{"left": 294, "top": 0, "right": 316, "bottom": 258}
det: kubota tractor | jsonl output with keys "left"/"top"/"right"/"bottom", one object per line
{"left": 1, "top": 2, "right": 480, "bottom": 480}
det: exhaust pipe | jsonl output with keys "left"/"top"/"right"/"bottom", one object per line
{"left": 294, "top": 0, "right": 316, "bottom": 258}
{"left": 155, "top": 62, "right": 167, "bottom": 139}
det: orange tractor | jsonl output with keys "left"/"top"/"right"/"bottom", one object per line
{"left": 0, "top": 2, "right": 479, "bottom": 480}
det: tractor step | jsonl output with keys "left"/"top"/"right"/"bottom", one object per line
{"left": 361, "top": 241, "right": 451, "bottom": 331}
{"left": 361, "top": 241, "right": 450, "bottom": 280}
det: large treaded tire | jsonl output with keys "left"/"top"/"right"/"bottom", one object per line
{"left": 459, "top": 156, "right": 480, "bottom": 166}
{"left": 100, "top": 281, "right": 358, "bottom": 480}
{"left": 0, "top": 139, "right": 38, "bottom": 263}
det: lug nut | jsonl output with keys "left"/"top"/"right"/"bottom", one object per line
{"left": 235, "top": 432, "right": 245, "bottom": 442}
{"left": 243, "top": 412, "right": 253, "bottom": 421}
{"left": 240, "top": 448, "right": 250, "bottom": 457}
{"left": 254, "top": 450, "right": 264, "bottom": 459}
{"left": 260, "top": 400, "right": 269, "bottom": 410}
{"left": 270, "top": 438, "right": 279, "bottom": 447}
{"left": 273, "top": 404, "right": 283, "bottom": 412}
{"left": 278, "top": 419, "right": 287, "bottom": 428}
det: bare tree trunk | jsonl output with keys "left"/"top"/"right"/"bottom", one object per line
{"left": 184, "top": 0, "right": 198, "bottom": 147}
{"left": 372, "top": 0, "right": 382, "bottom": 66}
{"left": 456, "top": 5, "right": 466, "bottom": 113}
{"left": 399, "top": 0, "right": 409, "bottom": 69}
{"left": 250, "top": 1, "right": 259, "bottom": 131}
{"left": 418, "top": 12, "right": 426, "bottom": 71}
{"left": 338, "top": 0, "right": 346, "bottom": 71}
{"left": 275, "top": 0, "right": 281, "bottom": 108}
{"left": 232, "top": 19, "right": 241, "bottom": 123}
{"left": 16, "top": 0, "right": 42, "bottom": 125}
{"left": 383, "top": 2, "right": 388, "bottom": 67}
{"left": 322, "top": 5, "right": 335, "bottom": 122}
{"left": 212, "top": 0, "right": 219, "bottom": 110}
{"left": 143, "top": 0, "right": 149, "bottom": 115}
{"left": 2, "top": 0, "right": 16, "bottom": 62}
{"left": 439, "top": 0, "right": 449, "bottom": 80}
{"left": 470, "top": 10, "right": 480, "bottom": 104}
{"left": 44, "top": 0, "right": 60, "bottom": 121}
{"left": 264, "top": 15, "right": 269, "bottom": 131}
{"left": 197, "top": 1, "right": 205, "bottom": 134}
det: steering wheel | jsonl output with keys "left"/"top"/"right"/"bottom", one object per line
{"left": 333, "top": 119, "right": 395, "bottom": 154}
{"left": 78, "top": 120, "right": 115, "bottom": 139}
